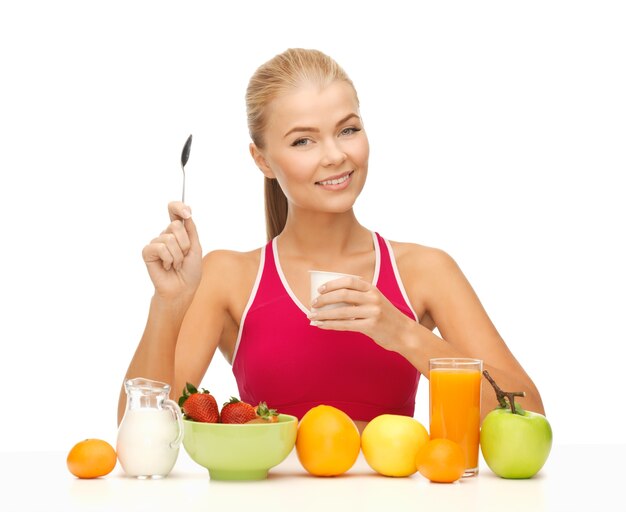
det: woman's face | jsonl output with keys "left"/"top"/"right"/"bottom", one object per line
{"left": 254, "top": 80, "right": 369, "bottom": 215}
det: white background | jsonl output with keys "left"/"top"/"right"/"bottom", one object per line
{"left": 1, "top": 0, "right": 624, "bottom": 451}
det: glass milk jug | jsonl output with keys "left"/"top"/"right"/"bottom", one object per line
{"left": 117, "top": 378, "right": 184, "bottom": 478}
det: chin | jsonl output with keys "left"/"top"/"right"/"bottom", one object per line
{"left": 324, "top": 197, "right": 360, "bottom": 214}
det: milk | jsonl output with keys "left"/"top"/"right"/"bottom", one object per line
{"left": 116, "top": 408, "right": 181, "bottom": 478}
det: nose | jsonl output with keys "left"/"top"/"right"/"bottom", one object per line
{"left": 321, "top": 139, "right": 347, "bottom": 167}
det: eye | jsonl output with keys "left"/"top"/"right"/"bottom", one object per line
{"left": 291, "top": 138, "right": 311, "bottom": 147}
{"left": 340, "top": 127, "right": 361, "bottom": 136}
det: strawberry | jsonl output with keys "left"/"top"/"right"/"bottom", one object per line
{"left": 178, "top": 382, "right": 219, "bottom": 423}
{"left": 221, "top": 397, "right": 256, "bottom": 424}
{"left": 254, "top": 401, "right": 279, "bottom": 423}
{"left": 245, "top": 418, "right": 269, "bottom": 424}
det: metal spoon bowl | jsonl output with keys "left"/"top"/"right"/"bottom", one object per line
{"left": 181, "top": 134, "right": 193, "bottom": 203}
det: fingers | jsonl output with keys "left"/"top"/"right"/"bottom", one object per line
{"left": 182, "top": 214, "right": 201, "bottom": 254}
{"left": 316, "top": 276, "right": 368, "bottom": 295}
{"left": 163, "top": 219, "right": 190, "bottom": 252}
{"left": 167, "top": 201, "right": 201, "bottom": 254}
{"left": 142, "top": 202, "right": 200, "bottom": 271}
{"left": 142, "top": 238, "right": 175, "bottom": 271}
{"left": 310, "top": 304, "right": 374, "bottom": 321}
{"left": 168, "top": 201, "right": 192, "bottom": 222}
{"left": 309, "top": 279, "right": 380, "bottom": 327}
{"left": 311, "top": 285, "right": 373, "bottom": 310}
{"left": 143, "top": 233, "right": 185, "bottom": 271}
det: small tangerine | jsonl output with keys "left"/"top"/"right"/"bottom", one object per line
{"left": 67, "top": 438, "right": 117, "bottom": 479}
{"left": 416, "top": 438, "right": 465, "bottom": 483}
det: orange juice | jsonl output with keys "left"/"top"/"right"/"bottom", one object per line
{"left": 429, "top": 361, "right": 482, "bottom": 476}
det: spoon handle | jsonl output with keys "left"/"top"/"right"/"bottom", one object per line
{"left": 181, "top": 165, "right": 186, "bottom": 204}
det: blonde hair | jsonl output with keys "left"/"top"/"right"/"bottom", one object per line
{"left": 245, "top": 48, "right": 359, "bottom": 240}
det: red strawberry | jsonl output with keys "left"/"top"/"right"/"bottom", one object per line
{"left": 253, "top": 401, "right": 279, "bottom": 423}
{"left": 178, "top": 382, "right": 219, "bottom": 423}
{"left": 221, "top": 397, "right": 256, "bottom": 424}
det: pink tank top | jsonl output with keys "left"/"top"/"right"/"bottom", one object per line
{"left": 231, "top": 232, "right": 420, "bottom": 421}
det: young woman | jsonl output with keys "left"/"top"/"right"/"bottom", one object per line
{"left": 118, "top": 48, "right": 544, "bottom": 431}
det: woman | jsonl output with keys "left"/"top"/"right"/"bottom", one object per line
{"left": 117, "top": 48, "right": 544, "bottom": 431}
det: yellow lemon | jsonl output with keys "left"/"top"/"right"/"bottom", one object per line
{"left": 361, "top": 414, "right": 429, "bottom": 477}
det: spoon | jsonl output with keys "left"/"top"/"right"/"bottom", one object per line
{"left": 180, "top": 134, "right": 193, "bottom": 203}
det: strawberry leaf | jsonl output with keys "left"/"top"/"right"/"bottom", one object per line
{"left": 179, "top": 382, "right": 197, "bottom": 408}
{"left": 256, "top": 401, "right": 278, "bottom": 419}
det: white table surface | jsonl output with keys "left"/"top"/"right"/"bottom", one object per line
{"left": 1, "top": 444, "right": 621, "bottom": 511}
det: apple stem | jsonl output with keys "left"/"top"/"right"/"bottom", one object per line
{"left": 483, "top": 370, "right": 526, "bottom": 415}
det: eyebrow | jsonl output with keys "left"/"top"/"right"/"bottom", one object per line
{"left": 283, "top": 113, "right": 360, "bottom": 138}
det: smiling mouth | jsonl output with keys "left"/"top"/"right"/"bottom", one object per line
{"left": 315, "top": 171, "right": 354, "bottom": 186}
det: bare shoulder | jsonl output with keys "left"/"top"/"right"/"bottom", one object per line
{"left": 188, "top": 246, "right": 265, "bottom": 323}
{"left": 201, "top": 247, "right": 263, "bottom": 289}
{"left": 202, "top": 247, "right": 262, "bottom": 273}
{"left": 388, "top": 240, "right": 460, "bottom": 280}
{"left": 387, "top": 240, "right": 470, "bottom": 325}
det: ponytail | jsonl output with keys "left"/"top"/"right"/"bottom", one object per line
{"left": 264, "top": 177, "right": 288, "bottom": 241}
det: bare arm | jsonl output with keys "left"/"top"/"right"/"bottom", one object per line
{"left": 398, "top": 247, "right": 545, "bottom": 419}
{"left": 117, "top": 205, "right": 249, "bottom": 424}
{"left": 309, "top": 243, "right": 545, "bottom": 421}
{"left": 117, "top": 296, "right": 191, "bottom": 424}
{"left": 117, "top": 202, "right": 203, "bottom": 424}
{"left": 171, "top": 250, "right": 239, "bottom": 402}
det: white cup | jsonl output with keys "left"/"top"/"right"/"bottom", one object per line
{"left": 308, "top": 270, "right": 360, "bottom": 310}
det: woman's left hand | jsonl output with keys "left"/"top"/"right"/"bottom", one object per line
{"left": 307, "top": 275, "right": 415, "bottom": 352}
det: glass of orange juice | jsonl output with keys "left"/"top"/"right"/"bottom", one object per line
{"left": 429, "top": 358, "right": 483, "bottom": 477}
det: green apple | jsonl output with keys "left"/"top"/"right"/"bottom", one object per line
{"left": 480, "top": 371, "right": 552, "bottom": 479}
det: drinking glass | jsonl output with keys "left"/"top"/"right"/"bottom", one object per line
{"left": 429, "top": 358, "right": 483, "bottom": 477}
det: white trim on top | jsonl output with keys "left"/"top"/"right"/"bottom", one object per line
{"left": 273, "top": 238, "right": 310, "bottom": 315}
{"left": 371, "top": 230, "right": 381, "bottom": 286}
{"left": 274, "top": 231, "right": 381, "bottom": 316}
{"left": 230, "top": 245, "right": 266, "bottom": 366}
{"left": 383, "top": 237, "right": 420, "bottom": 322}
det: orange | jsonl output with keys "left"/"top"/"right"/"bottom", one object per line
{"left": 295, "top": 405, "right": 360, "bottom": 476}
{"left": 416, "top": 438, "right": 465, "bottom": 483}
{"left": 67, "top": 438, "right": 117, "bottom": 479}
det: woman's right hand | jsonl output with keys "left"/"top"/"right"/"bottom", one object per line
{"left": 141, "top": 202, "right": 203, "bottom": 302}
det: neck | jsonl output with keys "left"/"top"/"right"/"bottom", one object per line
{"left": 277, "top": 208, "right": 371, "bottom": 258}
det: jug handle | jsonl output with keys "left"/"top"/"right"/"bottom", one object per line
{"left": 164, "top": 399, "right": 184, "bottom": 449}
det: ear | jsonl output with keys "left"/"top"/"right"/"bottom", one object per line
{"left": 249, "top": 143, "right": 276, "bottom": 179}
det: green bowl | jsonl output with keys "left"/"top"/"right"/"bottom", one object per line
{"left": 182, "top": 414, "right": 298, "bottom": 480}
